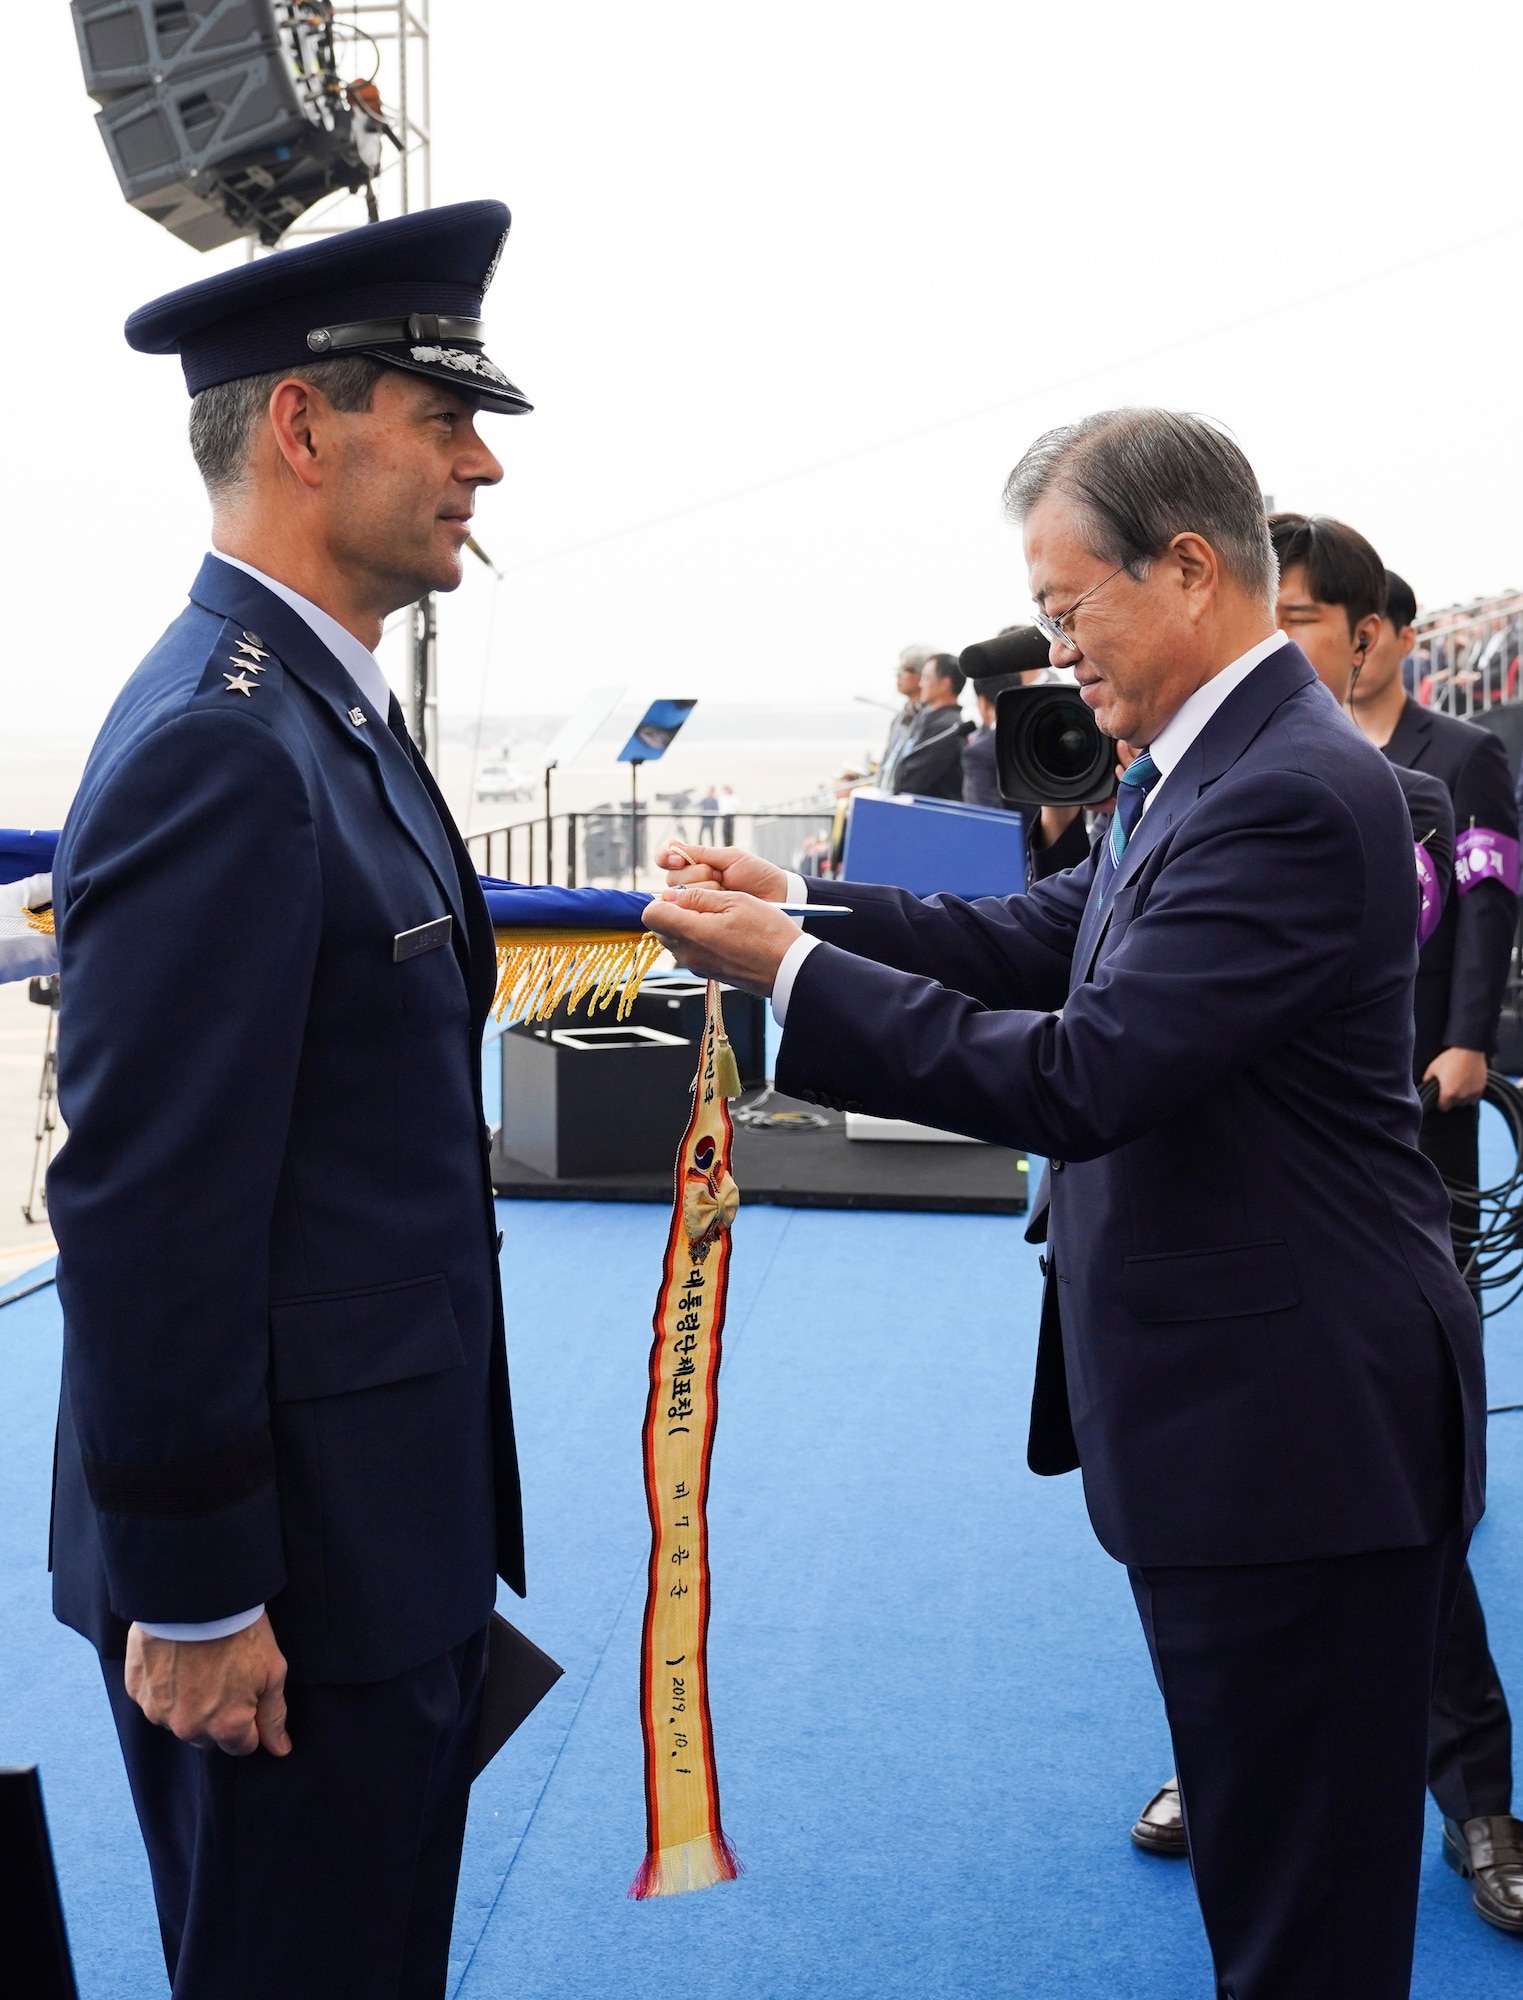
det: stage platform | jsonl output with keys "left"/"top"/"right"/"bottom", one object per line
{"left": 3, "top": 1185, "right": 1522, "bottom": 1996}
{"left": 490, "top": 1089, "right": 1029, "bottom": 1213}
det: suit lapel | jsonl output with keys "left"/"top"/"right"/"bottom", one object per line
{"left": 1068, "top": 642, "right": 1317, "bottom": 990}
{"left": 188, "top": 557, "right": 467, "bottom": 940}
{"left": 1387, "top": 698, "right": 1434, "bottom": 771}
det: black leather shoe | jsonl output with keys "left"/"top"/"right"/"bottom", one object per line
{"left": 1131, "top": 1776, "right": 1188, "bottom": 1856}
{"left": 1443, "top": 1815, "right": 1523, "bottom": 1934}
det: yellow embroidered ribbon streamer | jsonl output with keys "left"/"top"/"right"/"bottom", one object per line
{"left": 492, "top": 927, "right": 665, "bottom": 1024}
{"left": 630, "top": 981, "right": 743, "bottom": 1899}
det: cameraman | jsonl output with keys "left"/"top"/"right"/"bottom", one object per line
{"left": 959, "top": 624, "right": 1089, "bottom": 879}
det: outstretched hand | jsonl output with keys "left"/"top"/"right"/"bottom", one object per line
{"left": 656, "top": 840, "right": 790, "bottom": 903}
{"left": 643, "top": 883, "right": 802, "bottom": 994}
{"left": 126, "top": 1611, "right": 292, "bottom": 1758}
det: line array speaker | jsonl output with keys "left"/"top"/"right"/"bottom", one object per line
{"left": 71, "top": 1, "right": 380, "bottom": 250}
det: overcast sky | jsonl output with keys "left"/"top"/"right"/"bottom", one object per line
{"left": 7, "top": 0, "right": 1523, "bottom": 739}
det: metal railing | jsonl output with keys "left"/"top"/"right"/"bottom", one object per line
{"left": 1413, "top": 592, "right": 1523, "bottom": 718}
{"left": 464, "top": 809, "right": 837, "bottom": 890}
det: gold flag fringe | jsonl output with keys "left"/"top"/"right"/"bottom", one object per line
{"left": 492, "top": 927, "right": 665, "bottom": 1024}
{"left": 14, "top": 908, "right": 659, "bottom": 1017}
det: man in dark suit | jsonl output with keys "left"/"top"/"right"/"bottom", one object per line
{"left": 643, "top": 409, "right": 1485, "bottom": 1999}
{"left": 48, "top": 203, "right": 531, "bottom": 1997}
{"left": 1353, "top": 569, "right": 1521, "bottom": 1216}
{"left": 889, "top": 653, "right": 974, "bottom": 798}
{"left": 1130, "top": 517, "right": 1498, "bottom": 1894}
{"left": 1352, "top": 562, "right": 1523, "bottom": 1930}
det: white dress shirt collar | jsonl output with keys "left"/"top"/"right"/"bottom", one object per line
{"left": 208, "top": 550, "right": 393, "bottom": 721}
{"left": 1144, "top": 631, "right": 1287, "bottom": 785}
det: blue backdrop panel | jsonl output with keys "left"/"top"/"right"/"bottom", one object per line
{"left": 842, "top": 794, "right": 1027, "bottom": 899}
{"left": 3, "top": 1169, "right": 1521, "bottom": 1995}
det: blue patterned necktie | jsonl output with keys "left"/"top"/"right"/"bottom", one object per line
{"left": 1095, "top": 750, "right": 1160, "bottom": 900}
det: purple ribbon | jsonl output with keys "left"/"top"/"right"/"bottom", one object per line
{"left": 1414, "top": 843, "right": 1442, "bottom": 946}
{"left": 1454, "top": 826, "right": 1521, "bottom": 897}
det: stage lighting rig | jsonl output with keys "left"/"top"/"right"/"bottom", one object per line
{"left": 71, "top": 1, "right": 402, "bottom": 250}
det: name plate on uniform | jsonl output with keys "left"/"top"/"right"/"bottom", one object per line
{"left": 393, "top": 915, "right": 453, "bottom": 962}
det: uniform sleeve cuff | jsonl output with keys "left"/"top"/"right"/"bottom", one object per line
{"left": 136, "top": 1604, "right": 265, "bottom": 1643}
{"left": 771, "top": 933, "right": 822, "bottom": 1029}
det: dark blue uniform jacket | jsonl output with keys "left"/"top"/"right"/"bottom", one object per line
{"left": 49, "top": 556, "right": 522, "bottom": 1684}
{"left": 778, "top": 643, "right": 1484, "bottom": 1568}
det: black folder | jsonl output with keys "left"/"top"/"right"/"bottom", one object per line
{"left": 0, "top": 1766, "right": 78, "bottom": 1999}
{"left": 472, "top": 1612, "right": 565, "bottom": 1779}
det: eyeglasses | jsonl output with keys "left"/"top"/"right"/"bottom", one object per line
{"left": 1032, "top": 564, "right": 1127, "bottom": 652}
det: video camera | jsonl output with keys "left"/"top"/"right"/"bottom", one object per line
{"left": 960, "top": 631, "right": 1118, "bottom": 808}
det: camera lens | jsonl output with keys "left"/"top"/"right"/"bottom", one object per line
{"left": 994, "top": 685, "right": 1116, "bottom": 805}
{"left": 1030, "top": 707, "right": 1097, "bottom": 784}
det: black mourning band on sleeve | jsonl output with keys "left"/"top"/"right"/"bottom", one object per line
{"left": 82, "top": 1428, "right": 276, "bottom": 1519}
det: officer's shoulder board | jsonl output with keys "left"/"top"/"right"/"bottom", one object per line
{"left": 191, "top": 618, "right": 283, "bottom": 712}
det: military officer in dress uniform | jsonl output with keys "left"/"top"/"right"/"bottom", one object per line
{"left": 48, "top": 201, "right": 531, "bottom": 1997}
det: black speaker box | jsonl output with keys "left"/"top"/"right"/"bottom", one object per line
{"left": 72, "top": 0, "right": 277, "bottom": 102}
{"left": 500, "top": 1022, "right": 696, "bottom": 1180}
{"left": 621, "top": 977, "right": 768, "bottom": 1087}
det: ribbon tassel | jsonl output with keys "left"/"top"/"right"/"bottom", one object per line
{"left": 630, "top": 980, "right": 742, "bottom": 1899}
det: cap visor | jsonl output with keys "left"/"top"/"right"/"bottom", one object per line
{"left": 359, "top": 343, "right": 532, "bottom": 415}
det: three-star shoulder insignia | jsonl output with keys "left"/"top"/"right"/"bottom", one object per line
{"left": 223, "top": 670, "right": 259, "bottom": 697}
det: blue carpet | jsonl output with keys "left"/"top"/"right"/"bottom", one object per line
{"left": 4, "top": 1139, "right": 1523, "bottom": 1994}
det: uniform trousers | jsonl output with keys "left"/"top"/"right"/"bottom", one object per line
{"left": 1131, "top": 1528, "right": 1467, "bottom": 2000}
{"left": 102, "top": 1622, "right": 488, "bottom": 2000}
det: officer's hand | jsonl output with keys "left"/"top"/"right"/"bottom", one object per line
{"left": 1424, "top": 1046, "right": 1489, "bottom": 1113}
{"left": 125, "top": 1612, "right": 292, "bottom": 1758}
{"left": 656, "top": 841, "right": 790, "bottom": 904}
{"left": 643, "top": 885, "right": 801, "bottom": 993}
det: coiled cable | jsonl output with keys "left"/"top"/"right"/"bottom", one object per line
{"left": 1418, "top": 1069, "right": 1523, "bottom": 1318}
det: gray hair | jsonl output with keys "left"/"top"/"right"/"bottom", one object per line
{"left": 898, "top": 642, "right": 936, "bottom": 670}
{"left": 1002, "top": 409, "right": 1277, "bottom": 609}
{"left": 188, "top": 355, "right": 389, "bottom": 498}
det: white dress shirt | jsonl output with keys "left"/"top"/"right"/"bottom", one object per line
{"left": 769, "top": 632, "right": 1286, "bottom": 1030}
{"left": 139, "top": 556, "right": 396, "bottom": 1645}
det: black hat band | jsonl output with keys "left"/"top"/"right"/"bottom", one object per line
{"left": 306, "top": 312, "right": 486, "bottom": 355}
